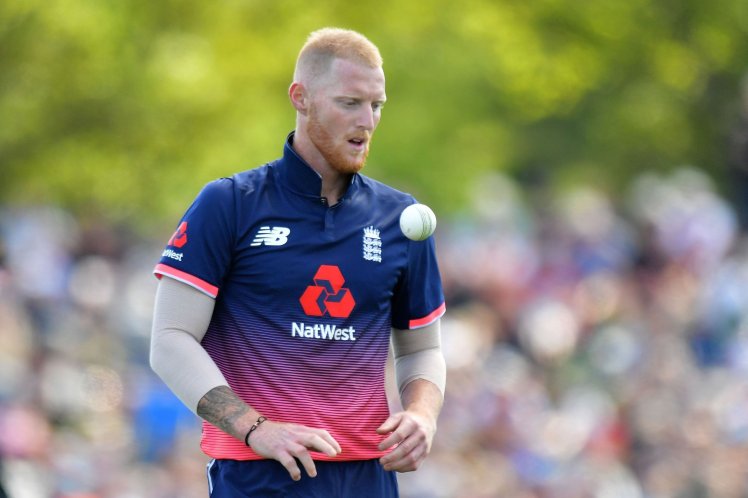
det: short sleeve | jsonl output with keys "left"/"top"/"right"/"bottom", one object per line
{"left": 153, "top": 178, "right": 236, "bottom": 298}
{"left": 391, "top": 235, "right": 446, "bottom": 330}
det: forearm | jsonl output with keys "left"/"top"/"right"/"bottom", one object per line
{"left": 150, "top": 326, "right": 228, "bottom": 413}
{"left": 391, "top": 320, "right": 446, "bottom": 397}
{"left": 394, "top": 348, "right": 446, "bottom": 397}
{"left": 150, "top": 278, "right": 267, "bottom": 443}
{"left": 400, "top": 378, "right": 443, "bottom": 424}
{"left": 150, "top": 277, "right": 228, "bottom": 413}
{"left": 388, "top": 320, "right": 445, "bottom": 456}
{"left": 197, "top": 386, "right": 263, "bottom": 440}
{"left": 377, "top": 377, "right": 443, "bottom": 472}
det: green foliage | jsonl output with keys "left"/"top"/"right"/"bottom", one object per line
{"left": 2, "top": 0, "right": 747, "bottom": 229}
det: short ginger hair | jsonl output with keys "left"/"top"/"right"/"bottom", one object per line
{"left": 293, "top": 27, "right": 383, "bottom": 85}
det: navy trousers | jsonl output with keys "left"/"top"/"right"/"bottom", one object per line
{"left": 207, "top": 458, "right": 399, "bottom": 498}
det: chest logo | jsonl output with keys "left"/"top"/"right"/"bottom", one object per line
{"left": 300, "top": 265, "right": 356, "bottom": 318}
{"left": 363, "top": 226, "right": 382, "bottom": 263}
{"left": 251, "top": 226, "right": 290, "bottom": 247}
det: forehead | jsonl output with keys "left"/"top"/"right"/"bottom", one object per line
{"left": 318, "top": 58, "right": 386, "bottom": 99}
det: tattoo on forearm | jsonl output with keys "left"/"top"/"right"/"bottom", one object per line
{"left": 197, "top": 386, "right": 250, "bottom": 438}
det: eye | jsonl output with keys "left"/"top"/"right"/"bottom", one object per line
{"left": 372, "top": 102, "right": 384, "bottom": 112}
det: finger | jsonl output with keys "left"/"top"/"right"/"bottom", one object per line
{"left": 381, "top": 443, "right": 426, "bottom": 472}
{"left": 292, "top": 448, "right": 318, "bottom": 478}
{"left": 376, "top": 414, "right": 401, "bottom": 435}
{"left": 319, "top": 429, "right": 343, "bottom": 456}
{"left": 380, "top": 435, "right": 413, "bottom": 464}
{"left": 377, "top": 414, "right": 406, "bottom": 451}
{"left": 303, "top": 434, "right": 338, "bottom": 457}
{"left": 378, "top": 430, "right": 404, "bottom": 451}
{"left": 379, "top": 419, "right": 415, "bottom": 451}
{"left": 278, "top": 453, "right": 302, "bottom": 481}
{"left": 309, "top": 430, "right": 342, "bottom": 455}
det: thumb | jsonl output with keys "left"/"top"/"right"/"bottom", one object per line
{"left": 377, "top": 413, "right": 402, "bottom": 434}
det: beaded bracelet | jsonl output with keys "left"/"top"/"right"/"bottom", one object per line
{"left": 244, "top": 416, "right": 267, "bottom": 447}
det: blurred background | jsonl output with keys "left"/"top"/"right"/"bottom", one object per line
{"left": 3, "top": 0, "right": 748, "bottom": 496}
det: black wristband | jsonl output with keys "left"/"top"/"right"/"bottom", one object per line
{"left": 244, "top": 416, "right": 267, "bottom": 447}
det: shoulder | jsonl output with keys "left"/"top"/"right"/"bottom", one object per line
{"left": 199, "top": 162, "right": 277, "bottom": 199}
{"left": 357, "top": 174, "right": 416, "bottom": 207}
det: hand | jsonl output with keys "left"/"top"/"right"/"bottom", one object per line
{"left": 376, "top": 410, "right": 436, "bottom": 472}
{"left": 247, "top": 420, "right": 342, "bottom": 481}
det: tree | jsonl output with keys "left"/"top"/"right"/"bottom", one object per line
{"left": 2, "top": 0, "right": 747, "bottom": 230}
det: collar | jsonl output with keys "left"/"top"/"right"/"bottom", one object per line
{"left": 276, "top": 131, "right": 360, "bottom": 200}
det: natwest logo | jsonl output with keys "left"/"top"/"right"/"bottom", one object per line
{"left": 168, "top": 221, "right": 188, "bottom": 248}
{"left": 299, "top": 265, "right": 356, "bottom": 318}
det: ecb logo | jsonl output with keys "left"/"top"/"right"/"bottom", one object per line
{"left": 299, "top": 265, "right": 356, "bottom": 318}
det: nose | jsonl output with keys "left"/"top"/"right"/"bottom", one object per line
{"left": 357, "top": 105, "right": 378, "bottom": 131}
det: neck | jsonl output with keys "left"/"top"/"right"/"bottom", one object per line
{"left": 291, "top": 129, "right": 351, "bottom": 205}
{"left": 320, "top": 175, "right": 351, "bottom": 206}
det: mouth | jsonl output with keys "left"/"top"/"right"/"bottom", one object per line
{"left": 348, "top": 137, "right": 367, "bottom": 148}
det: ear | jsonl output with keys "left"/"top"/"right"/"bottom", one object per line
{"left": 289, "top": 82, "right": 309, "bottom": 115}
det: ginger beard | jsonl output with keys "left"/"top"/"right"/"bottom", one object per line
{"left": 306, "top": 102, "right": 371, "bottom": 175}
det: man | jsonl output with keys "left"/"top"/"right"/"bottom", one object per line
{"left": 150, "top": 27, "right": 446, "bottom": 497}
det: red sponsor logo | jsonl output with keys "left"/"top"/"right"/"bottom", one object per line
{"left": 299, "top": 265, "right": 356, "bottom": 318}
{"left": 168, "top": 221, "right": 188, "bottom": 248}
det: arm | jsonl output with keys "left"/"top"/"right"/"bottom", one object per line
{"left": 149, "top": 275, "right": 226, "bottom": 412}
{"left": 150, "top": 277, "right": 340, "bottom": 480}
{"left": 378, "top": 319, "right": 446, "bottom": 472}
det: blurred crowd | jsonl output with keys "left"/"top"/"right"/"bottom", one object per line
{"left": 3, "top": 166, "right": 748, "bottom": 497}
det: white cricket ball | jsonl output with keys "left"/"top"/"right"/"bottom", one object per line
{"left": 399, "top": 203, "right": 437, "bottom": 241}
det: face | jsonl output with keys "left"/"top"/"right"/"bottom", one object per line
{"left": 305, "top": 58, "right": 386, "bottom": 175}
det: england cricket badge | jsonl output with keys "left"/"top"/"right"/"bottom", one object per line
{"left": 362, "top": 226, "right": 382, "bottom": 263}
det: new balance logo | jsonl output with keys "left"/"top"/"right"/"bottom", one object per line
{"left": 251, "top": 226, "right": 290, "bottom": 246}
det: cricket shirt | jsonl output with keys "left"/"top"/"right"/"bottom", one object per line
{"left": 154, "top": 132, "right": 446, "bottom": 461}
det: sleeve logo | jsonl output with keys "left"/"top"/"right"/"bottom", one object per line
{"left": 168, "top": 221, "right": 188, "bottom": 248}
{"left": 251, "top": 226, "right": 291, "bottom": 246}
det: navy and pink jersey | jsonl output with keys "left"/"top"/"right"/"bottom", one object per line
{"left": 154, "top": 133, "right": 445, "bottom": 461}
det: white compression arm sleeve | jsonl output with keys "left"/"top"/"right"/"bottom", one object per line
{"left": 391, "top": 319, "right": 446, "bottom": 397}
{"left": 150, "top": 276, "right": 228, "bottom": 414}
